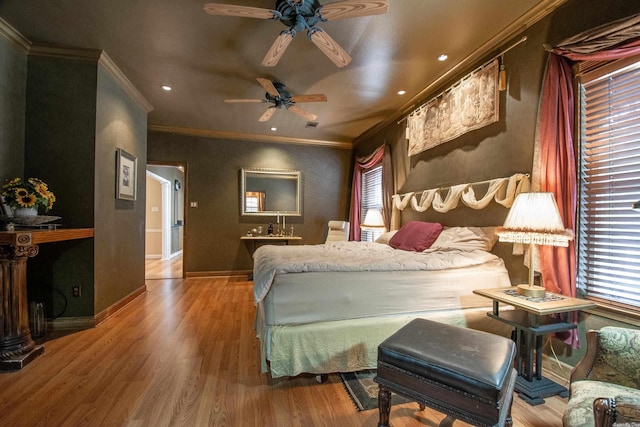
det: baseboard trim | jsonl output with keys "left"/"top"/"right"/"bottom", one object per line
{"left": 48, "top": 316, "right": 96, "bottom": 331}
{"left": 186, "top": 270, "right": 251, "bottom": 280}
{"left": 541, "top": 353, "right": 572, "bottom": 384}
{"left": 94, "top": 285, "right": 147, "bottom": 326}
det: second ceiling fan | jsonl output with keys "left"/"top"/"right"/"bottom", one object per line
{"left": 225, "top": 77, "right": 327, "bottom": 122}
{"left": 204, "top": 0, "right": 389, "bottom": 67}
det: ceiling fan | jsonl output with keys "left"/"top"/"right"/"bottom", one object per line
{"left": 204, "top": 0, "right": 389, "bottom": 67}
{"left": 225, "top": 77, "right": 327, "bottom": 122}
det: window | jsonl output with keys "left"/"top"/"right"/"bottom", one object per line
{"left": 578, "top": 54, "right": 640, "bottom": 314}
{"left": 360, "top": 165, "right": 383, "bottom": 242}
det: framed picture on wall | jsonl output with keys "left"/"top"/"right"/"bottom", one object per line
{"left": 116, "top": 148, "right": 137, "bottom": 201}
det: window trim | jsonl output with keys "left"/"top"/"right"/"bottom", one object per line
{"left": 576, "top": 53, "right": 640, "bottom": 317}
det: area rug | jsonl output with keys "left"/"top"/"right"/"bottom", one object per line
{"left": 339, "top": 369, "right": 410, "bottom": 411}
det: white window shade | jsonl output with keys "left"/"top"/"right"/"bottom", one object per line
{"left": 578, "top": 55, "right": 640, "bottom": 313}
{"left": 360, "top": 166, "right": 383, "bottom": 241}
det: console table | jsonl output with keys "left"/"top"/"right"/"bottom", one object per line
{"left": 473, "top": 287, "right": 596, "bottom": 405}
{"left": 0, "top": 228, "right": 94, "bottom": 370}
{"left": 240, "top": 235, "right": 302, "bottom": 254}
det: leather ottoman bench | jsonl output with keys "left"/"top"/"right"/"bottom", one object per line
{"left": 374, "top": 318, "right": 517, "bottom": 427}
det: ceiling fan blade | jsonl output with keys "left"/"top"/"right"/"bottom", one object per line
{"left": 203, "top": 3, "right": 275, "bottom": 19}
{"left": 310, "top": 31, "right": 351, "bottom": 68}
{"left": 288, "top": 105, "right": 317, "bottom": 121}
{"left": 256, "top": 78, "right": 280, "bottom": 98}
{"left": 258, "top": 107, "right": 277, "bottom": 122}
{"left": 262, "top": 33, "right": 294, "bottom": 67}
{"left": 320, "top": 0, "right": 389, "bottom": 20}
{"left": 224, "top": 99, "right": 264, "bottom": 103}
{"left": 290, "top": 94, "right": 327, "bottom": 103}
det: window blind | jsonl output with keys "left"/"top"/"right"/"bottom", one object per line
{"left": 360, "top": 165, "right": 383, "bottom": 242}
{"left": 578, "top": 55, "right": 640, "bottom": 313}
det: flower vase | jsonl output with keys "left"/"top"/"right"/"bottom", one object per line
{"left": 13, "top": 207, "right": 38, "bottom": 217}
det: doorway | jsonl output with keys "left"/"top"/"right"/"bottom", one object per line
{"left": 145, "top": 163, "right": 186, "bottom": 279}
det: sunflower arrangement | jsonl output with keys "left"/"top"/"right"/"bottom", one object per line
{"left": 2, "top": 177, "right": 56, "bottom": 213}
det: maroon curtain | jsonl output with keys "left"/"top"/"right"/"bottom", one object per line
{"left": 539, "top": 39, "right": 640, "bottom": 297}
{"left": 349, "top": 145, "right": 385, "bottom": 240}
{"left": 536, "top": 16, "right": 640, "bottom": 347}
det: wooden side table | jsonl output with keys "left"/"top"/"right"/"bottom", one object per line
{"left": 0, "top": 228, "right": 94, "bottom": 370}
{"left": 473, "top": 287, "right": 596, "bottom": 405}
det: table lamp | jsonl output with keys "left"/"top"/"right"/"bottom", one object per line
{"left": 360, "top": 208, "right": 386, "bottom": 231}
{"left": 496, "top": 192, "right": 573, "bottom": 298}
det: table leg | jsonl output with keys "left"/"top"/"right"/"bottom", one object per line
{"left": 0, "top": 243, "right": 44, "bottom": 370}
{"left": 535, "top": 335, "right": 543, "bottom": 380}
{"left": 524, "top": 330, "right": 534, "bottom": 381}
{"left": 515, "top": 329, "right": 569, "bottom": 405}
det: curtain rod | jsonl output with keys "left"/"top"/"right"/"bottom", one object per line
{"left": 397, "top": 35, "right": 528, "bottom": 124}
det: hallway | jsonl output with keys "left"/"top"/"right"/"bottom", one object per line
{"left": 145, "top": 253, "right": 183, "bottom": 279}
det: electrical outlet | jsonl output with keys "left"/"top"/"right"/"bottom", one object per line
{"left": 72, "top": 285, "right": 81, "bottom": 298}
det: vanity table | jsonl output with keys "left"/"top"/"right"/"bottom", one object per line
{"left": 241, "top": 235, "right": 302, "bottom": 254}
{"left": 0, "top": 228, "right": 94, "bottom": 370}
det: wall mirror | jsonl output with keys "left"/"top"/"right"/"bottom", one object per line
{"left": 241, "top": 168, "right": 302, "bottom": 217}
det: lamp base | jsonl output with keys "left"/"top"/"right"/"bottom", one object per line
{"left": 517, "top": 284, "right": 546, "bottom": 298}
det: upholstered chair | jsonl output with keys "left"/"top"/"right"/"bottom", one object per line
{"left": 563, "top": 326, "right": 640, "bottom": 427}
{"left": 325, "top": 221, "right": 349, "bottom": 243}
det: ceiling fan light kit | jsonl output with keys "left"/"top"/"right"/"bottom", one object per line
{"left": 225, "top": 77, "right": 327, "bottom": 122}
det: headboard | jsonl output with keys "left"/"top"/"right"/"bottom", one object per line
{"left": 390, "top": 173, "right": 531, "bottom": 285}
{"left": 390, "top": 173, "right": 530, "bottom": 229}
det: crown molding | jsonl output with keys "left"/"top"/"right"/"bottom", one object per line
{"left": 148, "top": 125, "right": 353, "bottom": 150}
{"left": 28, "top": 44, "right": 102, "bottom": 61}
{"left": 98, "top": 52, "right": 153, "bottom": 113}
{"left": 0, "top": 17, "right": 30, "bottom": 53}
{"left": 354, "top": 0, "right": 570, "bottom": 145}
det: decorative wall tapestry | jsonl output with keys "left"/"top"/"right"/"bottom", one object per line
{"left": 406, "top": 59, "right": 500, "bottom": 156}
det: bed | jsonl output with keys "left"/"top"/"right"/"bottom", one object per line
{"left": 252, "top": 224, "right": 514, "bottom": 378}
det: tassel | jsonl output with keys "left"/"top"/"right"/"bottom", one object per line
{"left": 498, "top": 55, "right": 507, "bottom": 91}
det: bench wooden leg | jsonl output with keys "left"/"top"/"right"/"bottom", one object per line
{"left": 378, "top": 386, "right": 392, "bottom": 427}
{"left": 439, "top": 415, "right": 456, "bottom": 427}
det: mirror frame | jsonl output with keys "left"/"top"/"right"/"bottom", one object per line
{"left": 240, "top": 168, "right": 302, "bottom": 217}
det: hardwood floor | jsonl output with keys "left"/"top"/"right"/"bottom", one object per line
{"left": 0, "top": 278, "right": 568, "bottom": 426}
{"left": 145, "top": 253, "right": 183, "bottom": 279}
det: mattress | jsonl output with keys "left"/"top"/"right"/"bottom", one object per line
{"left": 260, "top": 257, "right": 511, "bottom": 326}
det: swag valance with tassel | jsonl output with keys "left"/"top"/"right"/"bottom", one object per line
{"left": 392, "top": 173, "right": 530, "bottom": 213}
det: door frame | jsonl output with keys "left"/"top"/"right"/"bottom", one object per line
{"left": 146, "top": 161, "right": 188, "bottom": 278}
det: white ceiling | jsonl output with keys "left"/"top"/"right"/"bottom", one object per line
{"left": 0, "top": 0, "right": 567, "bottom": 147}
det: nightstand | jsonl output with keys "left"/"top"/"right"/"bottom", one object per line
{"left": 473, "top": 287, "right": 596, "bottom": 405}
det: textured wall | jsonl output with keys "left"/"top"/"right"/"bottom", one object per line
{"left": 23, "top": 53, "right": 148, "bottom": 318}
{"left": 354, "top": 0, "right": 640, "bottom": 286}
{"left": 24, "top": 54, "right": 98, "bottom": 317}
{"left": 0, "top": 34, "right": 26, "bottom": 182}
{"left": 147, "top": 132, "right": 353, "bottom": 273}
{"left": 93, "top": 64, "right": 148, "bottom": 314}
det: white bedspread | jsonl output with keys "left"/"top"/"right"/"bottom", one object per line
{"left": 253, "top": 241, "right": 503, "bottom": 303}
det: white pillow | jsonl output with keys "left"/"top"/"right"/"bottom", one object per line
{"left": 428, "top": 226, "right": 498, "bottom": 252}
{"left": 375, "top": 230, "right": 397, "bottom": 245}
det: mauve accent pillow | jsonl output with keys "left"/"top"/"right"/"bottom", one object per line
{"left": 389, "top": 221, "right": 443, "bottom": 252}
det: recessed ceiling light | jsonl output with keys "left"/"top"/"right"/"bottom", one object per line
{"left": 397, "top": 90, "right": 406, "bottom": 95}
{"left": 438, "top": 54, "right": 448, "bottom": 62}
{"left": 161, "top": 85, "right": 172, "bottom": 91}
{"left": 270, "top": 127, "right": 277, "bottom": 131}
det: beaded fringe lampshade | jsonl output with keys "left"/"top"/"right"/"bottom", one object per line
{"left": 497, "top": 192, "right": 573, "bottom": 297}
{"left": 361, "top": 208, "right": 385, "bottom": 231}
